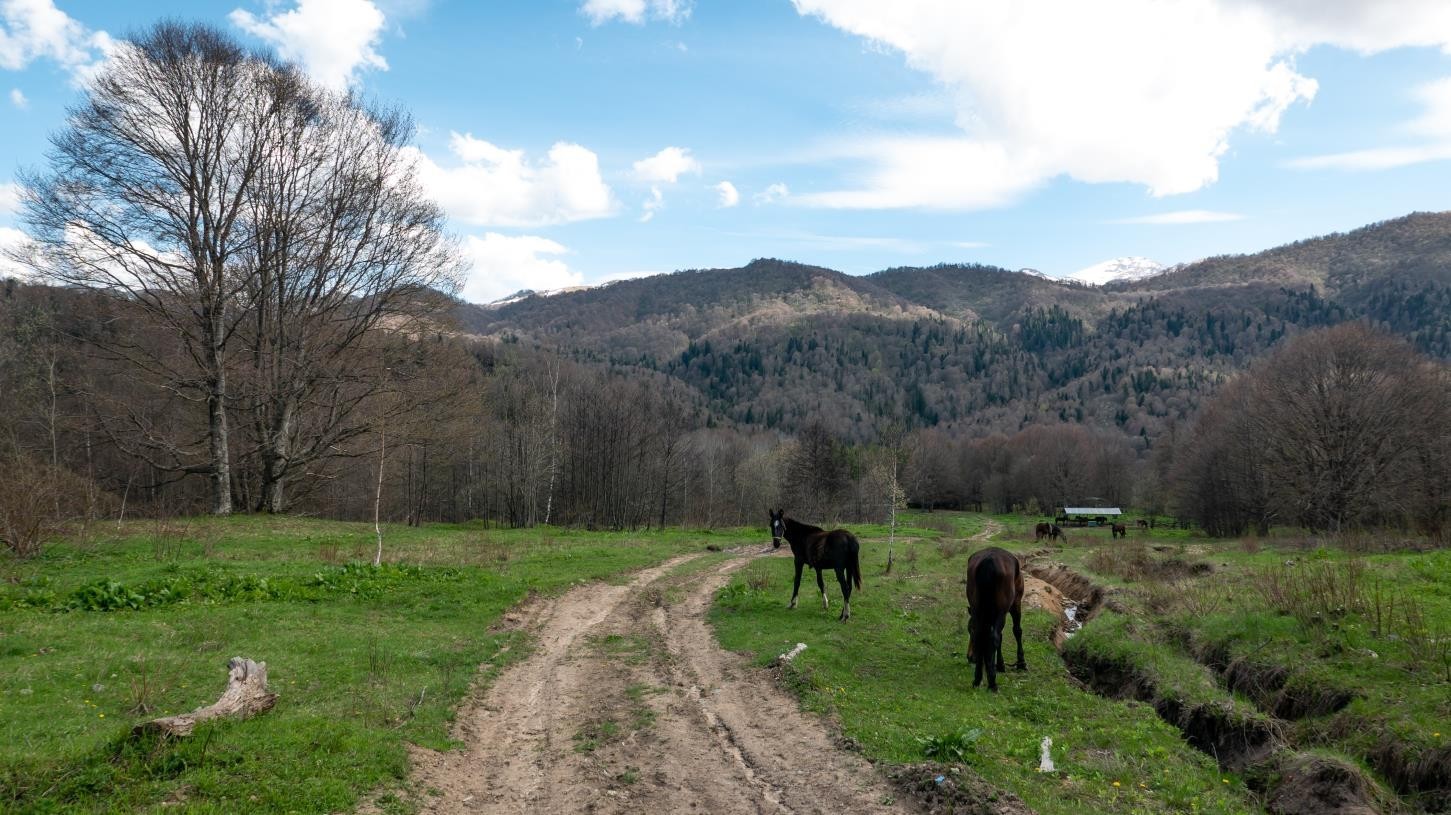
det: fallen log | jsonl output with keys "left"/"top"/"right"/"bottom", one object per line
{"left": 132, "top": 657, "right": 277, "bottom": 739}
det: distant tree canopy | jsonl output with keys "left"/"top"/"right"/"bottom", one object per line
{"left": 1174, "top": 323, "right": 1451, "bottom": 537}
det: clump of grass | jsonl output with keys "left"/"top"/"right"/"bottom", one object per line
{"left": 1252, "top": 558, "right": 1366, "bottom": 629}
{"left": 917, "top": 727, "right": 982, "bottom": 761}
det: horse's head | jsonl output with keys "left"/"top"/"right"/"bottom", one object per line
{"left": 768, "top": 508, "right": 785, "bottom": 549}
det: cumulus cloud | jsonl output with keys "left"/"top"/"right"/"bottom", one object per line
{"left": 0, "top": 0, "right": 111, "bottom": 81}
{"left": 789, "top": 0, "right": 1451, "bottom": 209}
{"left": 753, "top": 182, "right": 789, "bottom": 205}
{"left": 459, "top": 232, "right": 584, "bottom": 304}
{"left": 0, "top": 226, "right": 32, "bottom": 277}
{"left": 580, "top": 0, "right": 691, "bottom": 26}
{"left": 0, "top": 181, "right": 19, "bottom": 214}
{"left": 713, "top": 181, "right": 739, "bottom": 207}
{"left": 1112, "top": 210, "right": 1246, "bottom": 225}
{"left": 633, "top": 146, "right": 701, "bottom": 183}
{"left": 407, "top": 132, "right": 616, "bottom": 227}
{"left": 231, "top": 0, "right": 388, "bottom": 89}
{"left": 8, "top": 87, "right": 25, "bottom": 108}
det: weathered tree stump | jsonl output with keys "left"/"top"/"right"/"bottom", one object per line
{"left": 132, "top": 657, "right": 277, "bottom": 739}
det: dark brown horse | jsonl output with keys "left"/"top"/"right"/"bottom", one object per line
{"left": 965, "top": 547, "right": 1025, "bottom": 691}
{"left": 1034, "top": 522, "right": 1052, "bottom": 541}
{"left": 768, "top": 509, "right": 862, "bottom": 621}
{"left": 1111, "top": 522, "right": 1127, "bottom": 539}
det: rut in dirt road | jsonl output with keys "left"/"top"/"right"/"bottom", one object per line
{"left": 406, "top": 550, "right": 919, "bottom": 815}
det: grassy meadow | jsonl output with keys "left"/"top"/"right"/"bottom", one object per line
{"left": 711, "top": 511, "right": 1451, "bottom": 815}
{"left": 2, "top": 511, "right": 1447, "bottom": 814}
{"left": 0, "top": 517, "right": 748, "bottom": 814}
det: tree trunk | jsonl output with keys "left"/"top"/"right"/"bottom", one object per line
{"left": 132, "top": 657, "right": 276, "bottom": 739}
{"left": 205, "top": 299, "right": 232, "bottom": 516}
{"left": 259, "top": 398, "right": 295, "bottom": 514}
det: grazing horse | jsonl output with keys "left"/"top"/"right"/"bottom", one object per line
{"left": 965, "top": 547, "right": 1026, "bottom": 691}
{"left": 1136, "top": 519, "right": 1150, "bottom": 529}
{"left": 768, "top": 509, "right": 862, "bottom": 621}
{"left": 1111, "top": 522, "right": 1127, "bottom": 539}
{"left": 1050, "top": 523, "right": 1067, "bottom": 542}
{"left": 1034, "top": 522, "right": 1053, "bottom": 541}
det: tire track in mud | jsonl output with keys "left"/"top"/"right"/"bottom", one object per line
{"left": 404, "top": 549, "right": 919, "bottom": 814}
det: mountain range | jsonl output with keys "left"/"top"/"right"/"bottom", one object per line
{"left": 454, "top": 212, "right": 1451, "bottom": 443}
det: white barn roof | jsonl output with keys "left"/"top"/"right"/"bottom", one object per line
{"left": 1062, "top": 507, "right": 1122, "bottom": 515}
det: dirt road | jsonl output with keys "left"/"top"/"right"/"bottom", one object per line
{"left": 406, "top": 549, "right": 919, "bottom": 814}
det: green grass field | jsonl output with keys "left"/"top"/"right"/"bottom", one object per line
{"left": 0, "top": 517, "right": 748, "bottom": 814}
{"left": 711, "top": 512, "right": 1263, "bottom": 815}
{"left": 710, "top": 511, "right": 1451, "bottom": 814}
{"left": 4, "top": 512, "right": 1447, "bottom": 814}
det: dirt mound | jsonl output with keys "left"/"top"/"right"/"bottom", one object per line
{"left": 1020, "top": 575, "right": 1065, "bottom": 617}
{"left": 1266, "top": 754, "right": 1381, "bottom": 815}
{"left": 887, "top": 764, "right": 1037, "bottom": 815}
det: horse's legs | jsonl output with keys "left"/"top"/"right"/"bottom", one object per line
{"left": 971, "top": 633, "right": 984, "bottom": 688}
{"left": 1011, "top": 602, "right": 1026, "bottom": 670}
{"left": 835, "top": 567, "right": 851, "bottom": 621}
{"left": 816, "top": 568, "right": 828, "bottom": 609}
{"left": 789, "top": 559, "right": 804, "bottom": 609}
{"left": 994, "top": 613, "right": 1008, "bottom": 673}
{"left": 986, "top": 622, "right": 1002, "bottom": 692}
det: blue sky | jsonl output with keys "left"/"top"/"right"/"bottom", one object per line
{"left": 3, "top": 0, "right": 1451, "bottom": 301}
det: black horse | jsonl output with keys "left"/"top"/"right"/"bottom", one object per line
{"left": 768, "top": 509, "right": 862, "bottom": 621}
{"left": 965, "top": 546, "right": 1026, "bottom": 691}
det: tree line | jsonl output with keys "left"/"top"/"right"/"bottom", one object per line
{"left": 2, "top": 22, "right": 1448, "bottom": 554}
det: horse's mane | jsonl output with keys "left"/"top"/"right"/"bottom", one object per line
{"left": 785, "top": 517, "right": 824, "bottom": 534}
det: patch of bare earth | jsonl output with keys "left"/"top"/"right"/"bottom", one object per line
{"left": 402, "top": 551, "right": 921, "bottom": 814}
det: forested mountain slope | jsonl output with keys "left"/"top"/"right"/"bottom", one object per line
{"left": 453, "top": 213, "right": 1451, "bottom": 441}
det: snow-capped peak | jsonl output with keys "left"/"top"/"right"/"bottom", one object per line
{"left": 482, "top": 285, "right": 593, "bottom": 308}
{"left": 1067, "top": 256, "right": 1166, "bottom": 286}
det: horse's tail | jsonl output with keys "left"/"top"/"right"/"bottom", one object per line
{"left": 849, "top": 536, "right": 862, "bottom": 590}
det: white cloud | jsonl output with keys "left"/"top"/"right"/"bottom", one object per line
{"left": 1112, "top": 210, "right": 1246, "bottom": 225}
{"left": 580, "top": 0, "right": 691, "bottom": 26}
{"left": 407, "top": 132, "right": 616, "bottom": 227}
{"left": 753, "top": 182, "right": 790, "bottom": 205}
{"left": 1290, "top": 75, "right": 1451, "bottom": 170}
{"left": 8, "top": 87, "right": 25, "bottom": 108}
{"left": 0, "top": 181, "right": 19, "bottom": 214}
{"left": 0, "top": 0, "right": 110, "bottom": 81}
{"left": 0, "top": 226, "right": 32, "bottom": 278}
{"left": 231, "top": 0, "right": 388, "bottom": 90}
{"left": 788, "top": 1, "right": 1451, "bottom": 209}
{"left": 633, "top": 146, "right": 701, "bottom": 183}
{"left": 459, "top": 232, "right": 583, "bottom": 304}
{"left": 713, "top": 180, "right": 739, "bottom": 207}
{"left": 639, "top": 186, "right": 663, "bottom": 222}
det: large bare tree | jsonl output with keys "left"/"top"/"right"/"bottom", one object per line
{"left": 235, "top": 74, "right": 460, "bottom": 513}
{"left": 17, "top": 23, "right": 282, "bottom": 514}
{"left": 16, "top": 22, "right": 460, "bottom": 515}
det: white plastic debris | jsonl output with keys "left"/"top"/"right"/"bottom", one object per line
{"left": 776, "top": 642, "right": 808, "bottom": 664}
{"left": 1039, "top": 737, "right": 1055, "bottom": 773}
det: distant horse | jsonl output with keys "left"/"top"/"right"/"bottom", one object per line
{"left": 965, "top": 547, "right": 1026, "bottom": 691}
{"left": 768, "top": 509, "right": 862, "bottom": 622}
{"left": 1050, "top": 524, "right": 1067, "bottom": 542}
{"left": 1136, "top": 519, "right": 1150, "bottom": 529}
{"left": 1034, "top": 522, "right": 1053, "bottom": 541}
{"left": 1111, "top": 523, "right": 1127, "bottom": 539}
